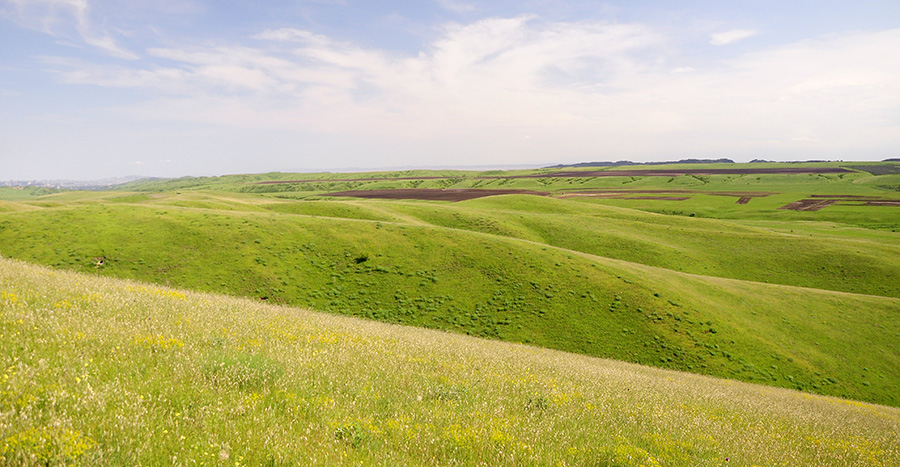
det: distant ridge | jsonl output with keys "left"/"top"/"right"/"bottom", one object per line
{"left": 0, "top": 175, "right": 150, "bottom": 190}
{"left": 546, "top": 158, "right": 734, "bottom": 169}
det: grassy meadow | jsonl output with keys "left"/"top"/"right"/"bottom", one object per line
{"left": 2, "top": 257, "right": 899, "bottom": 465}
{"left": 1, "top": 161, "right": 900, "bottom": 463}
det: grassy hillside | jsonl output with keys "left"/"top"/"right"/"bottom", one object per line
{"left": 2, "top": 258, "right": 898, "bottom": 465}
{"left": 1, "top": 162, "right": 898, "bottom": 409}
{"left": 0, "top": 194, "right": 898, "bottom": 407}
{"left": 374, "top": 195, "right": 900, "bottom": 297}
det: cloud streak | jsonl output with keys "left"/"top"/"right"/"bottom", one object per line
{"left": 38, "top": 16, "right": 900, "bottom": 165}
{"left": 437, "top": 0, "right": 475, "bottom": 13}
{"left": 3, "top": 0, "right": 136, "bottom": 58}
{"left": 710, "top": 29, "right": 757, "bottom": 46}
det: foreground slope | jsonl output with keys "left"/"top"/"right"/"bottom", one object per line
{"left": 1, "top": 258, "right": 898, "bottom": 466}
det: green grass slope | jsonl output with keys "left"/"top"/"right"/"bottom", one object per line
{"left": 373, "top": 195, "right": 900, "bottom": 297}
{"left": 1, "top": 199, "right": 898, "bottom": 407}
{"left": 0, "top": 187, "right": 63, "bottom": 201}
{"left": 2, "top": 258, "right": 898, "bottom": 465}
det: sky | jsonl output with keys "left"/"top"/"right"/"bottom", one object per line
{"left": 1, "top": 1, "right": 899, "bottom": 180}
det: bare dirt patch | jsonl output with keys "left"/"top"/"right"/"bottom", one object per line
{"left": 323, "top": 189, "right": 551, "bottom": 202}
{"left": 865, "top": 201, "right": 900, "bottom": 207}
{"left": 706, "top": 191, "right": 775, "bottom": 198}
{"left": 625, "top": 196, "right": 691, "bottom": 201}
{"left": 257, "top": 176, "right": 449, "bottom": 184}
{"left": 779, "top": 199, "right": 839, "bottom": 211}
{"left": 557, "top": 189, "right": 773, "bottom": 204}
{"left": 780, "top": 196, "right": 900, "bottom": 211}
{"left": 809, "top": 194, "right": 882, "bottom": 199}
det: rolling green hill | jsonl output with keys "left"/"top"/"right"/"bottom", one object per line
{"left": 1, "top": 162, "right": 899, "bottom": 409}
{"left": 2, "top": 258, "right": 898, "bottom": 465}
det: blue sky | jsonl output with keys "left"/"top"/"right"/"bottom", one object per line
{"left": 1, "top": 1, "right": 898, "bottom": 180}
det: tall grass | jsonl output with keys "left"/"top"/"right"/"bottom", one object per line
{"left": 2, "top": 258, "right": 899, "bottom": 465}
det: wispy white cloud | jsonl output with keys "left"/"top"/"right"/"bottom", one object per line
{"left": 253, "top": 28, "right": 330, "bottom": 44}
{"left": 43, "top": 17, "right": 900, "bottom": 164}
{"left": 437, "top": 0, "right": 475, "bottom": 13}
{"left": 710, "top": 29, "right": 757, "bottom": 46}
{"left": 2, "top": 0, "right": 136, "bottom": 58}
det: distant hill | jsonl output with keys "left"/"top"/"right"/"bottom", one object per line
{"left": 546, "top": 158, "right": 734, "bottom": 168}
{"left": 0, "top": 175, "right": 149, "bottom": 190}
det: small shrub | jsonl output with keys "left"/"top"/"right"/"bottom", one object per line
{"left": 525, "top": 396, "right": 549, "bottom": 411}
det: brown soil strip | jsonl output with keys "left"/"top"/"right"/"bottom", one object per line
{"left": 707, "top": 191, "right": 774, "bottom": 198}
{"left": 626, "top": 196, "right": 691, "bottom": 201}
{"left": 558, "top": 189, "right": 687, "bottom": 193}
{"left": 809, "top": 194, "right": 882, "bottom": 199}
{"left": 778, "top": 199, "right": 838, "bottom": 211}
{"left": 557, "top": 189, "right": 773, "bottom": 197}
{"left": 865, "top": 201, "right": 900, "bottom": 207}
{"left": 781, "top": 196, "right": 900, "bottom": 211}
{"left": 779, "top": 199, "right": 839, "bottom": 211}
{"left": 557, "top": 193, "right": 628, "bottom": 199}
{"left": 257, "top": 176, "right": 449, "bottom": 184}
{"left": 736, "top": 197, "right": 752, "bottom": 204}
{"left": 323, "top": 189, "right": 550, "bottom": 202}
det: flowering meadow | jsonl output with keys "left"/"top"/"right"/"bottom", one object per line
{"left": 1, "top": 257, "right": 899, "bottom": 465}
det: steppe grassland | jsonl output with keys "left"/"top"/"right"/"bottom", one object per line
{"left": 1, "top": 166, "right": 900, "bottom": 407}
{"left": 2, "top": 258, "right": 899, "bottom": 466}
{"left": 4, "top": 188, "right": 900, "bottom": 300}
